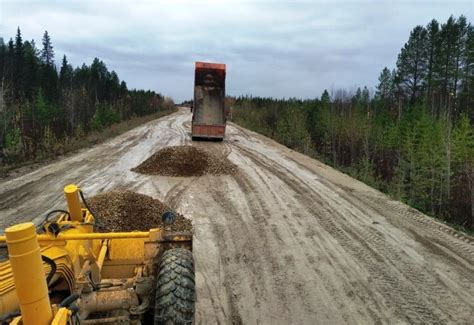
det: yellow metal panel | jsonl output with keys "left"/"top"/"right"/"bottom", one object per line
{"left": 10, "top": 316, "right": 22, "bottom": 324}
{"left": 109, "top": 238, "right": 145, "bottom": 260}
{"left": 64, "top": 184, "right": 82, "bottom": 222}
{"left": 0, "top": 286, "right": 17, "bottom": 315}
{"left": 0, "top": 231, "right": 151, "bottom": 242}
{"left": 101, "top": 264, "right": 137, "bottom": 279}
{"left": 5, "top": 223, "right": 53, "bottom": 325}
{"left": 51, "top": 307, "right": 70, "bottom": 325}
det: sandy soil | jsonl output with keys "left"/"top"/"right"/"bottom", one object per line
{"left": 0, "top": 108, "right": 473, "bottom": 324}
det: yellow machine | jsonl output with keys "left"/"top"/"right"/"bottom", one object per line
{"left": 0, "top": 185, "right": 194, "bottom": 324}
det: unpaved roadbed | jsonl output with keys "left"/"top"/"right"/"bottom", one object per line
{"left": 0, "top": 108, "right": 473, "bottom": 324}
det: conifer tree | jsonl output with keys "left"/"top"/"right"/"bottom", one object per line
{"left": 321, "top": 89, "right": 330, "bottom": 103}
{"left": 396, "top": 25, "right": 428, "bottom": 104}
{"left": 458, "top": 24, "right": 474, "bottom": 120}
{"left": 59, "top": 55, "right": 73, "bottom": 89}
{"left": 0, "top": 37, "right": 5, "bottom": 86}
{"left": 4, "top": 39, "right": 14, "bottom": 101}
{"left": 13, "top": 27, "right": 24, "bottom": 99}
{"left": 425, "top": 19, "right": 439, "bottom": 111}
{"left": 23, "top": 40, "right": 39, "bottom": 101}
{"left": 40, "top": 31, "right": 54, "bottom": 66}
{"left": 437, "top": 16, "right": 459, "bottom": 114}
{"left": 452, "top": 115, "right": 474, "bottom": 227}
{"left": 376, "top": 67, "right": 394, "bottom": 111}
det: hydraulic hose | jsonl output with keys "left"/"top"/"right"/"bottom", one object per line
{"left": 59, "top": 293, "right": 80, "bottom": 308}
{"left": 0, "top": 310, "right": 20, "bottom": 324}
{"left": 79, "top": 190, "right": 105, "bottom": 230}
{"left": 41, "top": 255, "right": 57, "bottom": 286}
{"left": 42, "top": 209, "right": 70, "bottom": 224}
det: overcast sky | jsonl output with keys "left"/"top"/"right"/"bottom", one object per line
{"left": 0, "top": 1, "right": 472, "bottom": 102}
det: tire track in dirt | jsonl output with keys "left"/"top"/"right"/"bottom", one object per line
{"left": 232, "top": 141, "right": 473, "bottom": 323}
{"left": 206, "top": 172, "right": 324, "bottom": 324}
{"left": 218, "top": 146, "right": 378, "bottom": 323}
{"left": 1, "top": 109, "right": 473, "bottom": 324}
{"left": 286, "top": 153, "right": 469, "bottom": 321}
{"left": 284, "top": 153, "right": 473, "bottom": 258}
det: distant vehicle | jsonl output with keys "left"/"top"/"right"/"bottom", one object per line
{"left": 192, "top": 62, "right": 226, "bottom": 141}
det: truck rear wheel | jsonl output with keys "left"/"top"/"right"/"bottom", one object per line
{"left": 154, "top": 248, "right": 195, "bottom": 325}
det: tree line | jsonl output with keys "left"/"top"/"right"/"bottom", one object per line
{"left": 233, "top": 15, "right": 474, "bottom": 230}
{"left": 0, "top": 28, "right": 173, "bottom": 165}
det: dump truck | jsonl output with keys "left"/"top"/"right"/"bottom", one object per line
{"left": 0, "top": 184, "right": 194, "bottom": 324}
{"left": 192, "top": 61, "right": 226, "bottom": 140}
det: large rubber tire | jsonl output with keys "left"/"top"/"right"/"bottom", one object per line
{"left": 154, "top": 248, "right": 195, "bottom": 325}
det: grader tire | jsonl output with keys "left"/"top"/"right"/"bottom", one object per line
{"left": 154, "top": 248, "right": 195, "bottom": 325}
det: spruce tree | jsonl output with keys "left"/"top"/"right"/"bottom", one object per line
{"left": 376, "top": 67, "right": 395, "bottom": 111}
{"left": 361, "top": 86, "right": 370, "bottom": 108}
{"left": 321, "top": 89, "right": 330, "bottom": 103}
{"left": 13, "top": 27, "right": 24, "bottom": 99}
{"left": 0, "top": 38, "right": 5, "bottom": 85}
{"left": 59, "top": 55, "right": 73, "bottom": 89}
{"left": 40, "top": 31, "right": 54, "bottom": 66}
{"left": 6, "top": 39, "right": 14, "bottom": 96}
{"left": 23, "top": 40, "right": 39, "bottom": 101}
{"left": 39, "top": 31, "right": 58, "bottom": 103}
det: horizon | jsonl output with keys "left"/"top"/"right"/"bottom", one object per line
{"left": 0, "top": 1, "right": 472, "bottom": 102}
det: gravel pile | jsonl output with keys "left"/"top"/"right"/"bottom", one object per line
{"left": 131, "top": 145, "right": 237, "bottom": 177}
{"left": 87, "top": 191, "right": 192, "bottom": 233}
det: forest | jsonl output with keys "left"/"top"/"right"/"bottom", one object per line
{"left": 0, "top": 28, "right": 173, "bottom": 167}
{"left": 233, "top": 16, "right": 474, "bottom": 231}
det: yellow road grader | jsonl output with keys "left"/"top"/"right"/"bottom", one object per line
{"left": 0, "top": 185, "right": 194, "bottom": 324}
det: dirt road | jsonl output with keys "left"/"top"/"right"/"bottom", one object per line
{"left": 1, "top": 108, "right": 473, "bottom": 324}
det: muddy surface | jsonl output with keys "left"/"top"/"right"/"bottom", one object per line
{"left": 87, "top": 191, "right": 192, "bottom": 233}
{"left": 0, "top": 108, "right": 473, "bottom": 324}
{"left": 132, "top": 145, "right": 237, "bottom": 176}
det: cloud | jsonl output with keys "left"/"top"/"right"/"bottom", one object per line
{"left": 0, "top": 0, "right": 472, "bottom": 102}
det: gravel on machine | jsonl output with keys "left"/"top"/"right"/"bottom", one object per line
{"left": 131, "top": 145, "right": 237, "bottom": 177}
{"left": 87, "top": 191, "right": 193, "bottom": 233}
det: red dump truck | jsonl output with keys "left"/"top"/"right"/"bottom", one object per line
{"left": 192, "top": 61, "right": 226, "bottom": 140}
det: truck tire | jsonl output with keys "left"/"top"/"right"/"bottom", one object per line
{"left": 154, "top": 248, "right": 195, "bottom": 325}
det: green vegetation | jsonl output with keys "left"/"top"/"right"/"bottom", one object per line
{"left": 0, "top": 109, "right": 176, "bottom": 178}
{"left": 233, "top": 16, "right": 474, "bottom": 231}
{"left": 0, "top": 28, "right": 173, "bottom": 167}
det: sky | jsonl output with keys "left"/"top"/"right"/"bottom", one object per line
{"left": 0, "top": 1, "right": 472, "bottom": 103}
